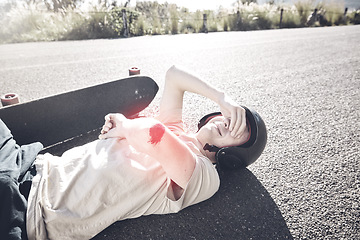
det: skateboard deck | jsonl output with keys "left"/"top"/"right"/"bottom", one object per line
{"left": 0, "top": 76, "right": 158, "bottom": 150}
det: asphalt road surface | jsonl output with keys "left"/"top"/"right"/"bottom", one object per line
{"left": 1, "top": 25, "right": 359, "bottom": 239}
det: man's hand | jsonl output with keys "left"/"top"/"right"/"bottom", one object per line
{"left": 219, "top": 95, "right": 247, "bottom": 139}
{"left": 99, "top": 113, "right": 128, "bottom": 139}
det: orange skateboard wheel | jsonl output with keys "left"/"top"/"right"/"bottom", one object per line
{"left": 1, "top": 93, "right": 19, "bottom": 106}
{"left": 129, "top": 67, "right": 140, "bottom": 76}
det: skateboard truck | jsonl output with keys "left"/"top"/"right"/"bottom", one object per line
{"left": 1, "top": 93, "right": 19, "bottom": 107}
{"left": 129, "top": 67, "right": 140, "bottom": 76}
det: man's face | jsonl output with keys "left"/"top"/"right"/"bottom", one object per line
{"left": 198, "top": 116, "right": 250, "bottom": 148}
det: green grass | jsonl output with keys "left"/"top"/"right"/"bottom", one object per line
{"left": 0, "top": 0, "right": 357, "bottom": 44}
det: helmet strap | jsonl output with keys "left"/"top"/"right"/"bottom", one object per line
{"left": 203, "top": 143, "right": 221, "bottom": 153}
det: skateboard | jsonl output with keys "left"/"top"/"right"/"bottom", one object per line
{"left": 0, "top": 75, "right": 158, "bottom": 153}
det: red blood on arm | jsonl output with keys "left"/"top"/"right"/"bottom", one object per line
{"left": 148, "top": 123, "right": 165, "bottom": 145}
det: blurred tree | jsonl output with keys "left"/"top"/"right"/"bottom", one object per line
{"left": 42, "top": 0, "right": 82, "bottom": 12}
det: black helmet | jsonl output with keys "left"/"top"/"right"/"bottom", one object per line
{"left": 197, "top": 106, "right": 267, "bottom": 170}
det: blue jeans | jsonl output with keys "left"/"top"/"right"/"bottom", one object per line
{"left": 0, "top": 119, "right": 42, "bottom": 240}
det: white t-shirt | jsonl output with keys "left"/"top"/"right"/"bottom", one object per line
{"left": 26, "top": 121, "right": 220, "bottom": 240}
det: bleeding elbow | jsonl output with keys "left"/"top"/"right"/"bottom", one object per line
{"left": 148, "top": 123, "right": 166, "bottom": 146}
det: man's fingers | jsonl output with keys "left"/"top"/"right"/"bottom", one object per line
{"left": 100, "top": 113, "right": 126, "bottom": 140}
{"left": 231, "top": 109, "right": 242, "bottom": 137}
{"left": 230, "top": 108, "right": 246, "bottom": 138}
{"left": 104, "top": 114, "right": 116, "bottom": 126}
{"left": 229, "top": 109, "right": 236, "bottom": 132}
{"left": 102, "top": 114, "right": 117, "bottom": 134}
{"left": 99, "top": 134, "right": 105, "bottom": 139}
{"left": 101, "top": 126, "right": 109, "bottom": 134}
{"left": 101, "top": 121, "right": 113, "bottom": 134}
{"left": 234, "top": 109, "right": 247, "bottom": 138}
{"left": 99, "top": 128, "right": 117, "bottom": 139}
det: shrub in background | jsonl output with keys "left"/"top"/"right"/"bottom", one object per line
{"left": 280, "top": 6, "right": 301, "bottom": 28}
{"left": 349, "top": 10, "right": 360, "bottom": 24}
{"left": 170, "top": 10, "right": 179, "bottom": 34}
{"left": 0, "top": 0, "right": 358, "bottom": 44}
{"left": 320, "top": 1, "right": 346, "bottom": 26}
{"left": 294, "top": 0, "right": 315, "bottom": 27}
{"left": 0, "top": 2, "right": 76, "bottom": 43}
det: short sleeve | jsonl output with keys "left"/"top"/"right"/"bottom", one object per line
{"left": 157, "top": 108, "right": 185, "bottom": 136}
{"left": 166, "top": 154, "right": 220, "bottom": 212}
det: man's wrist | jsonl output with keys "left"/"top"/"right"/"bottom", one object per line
{"left": 215, "top": 91, "right": 226, "bottom": 105}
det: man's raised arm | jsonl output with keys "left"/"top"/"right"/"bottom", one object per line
{"left": 159, "top": 65, "right": 246, "bottom": 137}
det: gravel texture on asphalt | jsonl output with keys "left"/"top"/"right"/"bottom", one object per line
{"left": 1, "top": 25, "right": 359, "bottom": 239}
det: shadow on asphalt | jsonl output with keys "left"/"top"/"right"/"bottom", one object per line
{"left": 93, "top": 169, "right": 293, "bottom": 240}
